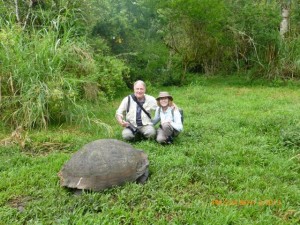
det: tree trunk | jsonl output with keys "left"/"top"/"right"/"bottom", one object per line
{"left": 167, "top": 49, "right": 175, "bottom": 71}
{"left": 23, "top": 0, "right": 34, "bottom": 30}
{"left": 14, "top": 0, "right": 20, "bottom": 23}
{"left": 280, "top": 7, "right": 289, "bottom": 38}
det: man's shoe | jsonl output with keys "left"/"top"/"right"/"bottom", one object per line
{"left": 166, "top": 136, "right": 173, "bottom": 144}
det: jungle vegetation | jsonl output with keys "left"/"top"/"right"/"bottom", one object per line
{"left": 1, "top": 0, "right": 300, "bottom": 129}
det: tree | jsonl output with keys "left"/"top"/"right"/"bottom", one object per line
{"left": 157, "top": 0, "right": 233, "bottom": 80}
{"left": 89, "top": 0, "right": 169, "bottom": 86}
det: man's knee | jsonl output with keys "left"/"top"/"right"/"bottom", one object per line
{"left": 142, "top": 126, "right": 156, "bottom": 139}
{"left": 122, "top": 128, "right": 135, "bottom": 141}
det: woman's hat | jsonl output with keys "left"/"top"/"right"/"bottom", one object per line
{"left": 156, "top": 91, "right": 173, "bottom": 101}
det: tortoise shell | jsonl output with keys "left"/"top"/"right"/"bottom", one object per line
{"left": 58, "top": 139, "right": 149, "bottom": 191}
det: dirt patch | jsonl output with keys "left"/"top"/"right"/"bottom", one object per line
{"left": 22, "top": 142, "right": 72, "bottom": 156}
{"left": 7, "top": 196, "right": 32, "bottom": 212}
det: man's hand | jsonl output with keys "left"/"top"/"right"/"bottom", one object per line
{"left": 116, "top": 115, "right": 129, "bottom": 127}
{"left": 120, "top": 120, "right": 129, "bottom": 127}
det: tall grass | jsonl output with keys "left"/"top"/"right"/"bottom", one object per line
{"left": 0, "top": 20, "right": 127, "bottom": 130}
{"left": 0, "top": 77, "right": 299, "bottom": 224}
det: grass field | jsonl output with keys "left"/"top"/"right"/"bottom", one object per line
{"left": 0, "top": 76, "right": 299, "bottom": 224}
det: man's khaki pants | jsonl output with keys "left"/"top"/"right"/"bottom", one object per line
{"left": 122, "top": 125, "right": 156, "bottom": 141}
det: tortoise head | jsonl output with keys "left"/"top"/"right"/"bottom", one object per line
{"left": 135, "top": 150, "right": 149, "bottom": 179}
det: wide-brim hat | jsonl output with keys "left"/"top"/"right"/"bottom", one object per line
{"left": 156, "top": 91, "right": 173, "bottom": 101}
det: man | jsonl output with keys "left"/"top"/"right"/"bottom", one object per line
{"left": 116, "top": 80, "right": 157, "bottom": 141}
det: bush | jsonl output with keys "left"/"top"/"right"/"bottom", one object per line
{"left": 0, "top": 24, "right": 127, "bottom": 129}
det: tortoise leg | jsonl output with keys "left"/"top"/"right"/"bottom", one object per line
{"left": 73, "top": 189, "right": 83, "bottom": 195}
{"left": 136, "top": 168, "right": 149, "bottom": 184}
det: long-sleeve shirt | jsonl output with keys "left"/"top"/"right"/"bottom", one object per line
{"left": 152, "top": 107, "right": 183, "bottom": 132}
{"left": 116, "top": 94, "right": 157, "bottom": 127}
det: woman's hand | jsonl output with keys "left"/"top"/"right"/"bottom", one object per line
{"left": 171, "top": 103, "right": 178, "bottom": 110}
{"left": 162, "top": 120, "right": 171, "bottom": 125}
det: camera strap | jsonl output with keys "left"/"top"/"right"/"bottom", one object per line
{"left": 129, "top": 94, "right": 151, "bottom": 119}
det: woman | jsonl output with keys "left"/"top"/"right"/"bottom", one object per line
{"left": 152, "top": 92, "right": 183, "bottom": 144}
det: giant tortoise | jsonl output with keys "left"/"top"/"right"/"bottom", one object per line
{"left": 58, "top": 139, "right": 149, "bottom": 191}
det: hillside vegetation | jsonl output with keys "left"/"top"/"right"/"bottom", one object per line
{"left": 2, "top": 0, "right": 300, "bottom": 130}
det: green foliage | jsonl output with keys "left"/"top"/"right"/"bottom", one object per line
{"left": 228, "top": 1, "right": 282, "bottom": 77}
{"left": 90, "top": 0, "right": 170, "bottom": 86}
{"left": 0, "top": 0, "right": 92, "bottom": 35}
{"left": 159, "top": 0, "right": 233, "bottom": 79}
{"left": 0, "top": 18, "right": 127, "bottom": 130}
{"left": 153, "top": 0, "right": 300, "bottom": 80}
{"left": 275, "top": 36, "right": 300, "bottom": 79}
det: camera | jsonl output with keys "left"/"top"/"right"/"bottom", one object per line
{"left": 127, "top": 124, "right": 138, "bottom": 134}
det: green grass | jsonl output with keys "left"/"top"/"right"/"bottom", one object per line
{"left": 0, "top": 76, "right": 300, "bottom": 224}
